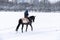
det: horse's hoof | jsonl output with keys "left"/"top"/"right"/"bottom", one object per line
{"left": 31, "top": 30, "right": 33, "bottom": 31}
{"left": 22, "top": 31, "right": 23, "bottom": 33}
{"left": 25, "top": 30, "right": 27, "bottom": 32}
{"left": 16, "top": 29, "right": 18, "bottom": 31}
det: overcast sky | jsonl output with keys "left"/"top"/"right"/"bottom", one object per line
{"left": 9, "top": 0, "right": 60, "bottom": 3}
{"left": 39, "top": 0, "right": 60, "bottom": 3}
{"left": 48, "top": 0, "right": 60, "bottom": 3}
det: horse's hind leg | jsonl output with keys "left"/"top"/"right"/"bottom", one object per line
{"left": 26, "top": 24, "right": 28, "bottom": 32}
{"left": 30, "top": 24, "right": 33, "bottom": 31}
{"left": 16, "top": 23, "right": 20, "bottom": 31}
{"left": 21, "top": 24, "right": 24, "bottom": 33}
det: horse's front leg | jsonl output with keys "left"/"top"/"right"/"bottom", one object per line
{"left": 30, "top": 24, "right": 33, "bottom": 31}
{"left": 21, "top": 24, "right": 24, "bottom": 33}
{"left": 26, "top": 24, "right": 28, "bottom": 32}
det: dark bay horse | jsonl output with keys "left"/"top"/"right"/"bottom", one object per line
{"left": 16, "top": 16, "right": 35, "bottom": 33}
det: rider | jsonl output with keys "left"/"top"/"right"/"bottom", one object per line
{"left": 24, "top": 9, "right": 29, "bottom": 18}
{"left": 24, "top": 9, "right": 31, "bottom": 23}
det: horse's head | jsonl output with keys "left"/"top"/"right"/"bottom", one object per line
{"left": 29, "top": 16, "right": 35, "bottom": 22}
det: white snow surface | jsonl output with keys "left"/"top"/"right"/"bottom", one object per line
{"left": 0, "top": 12, "right": 60, "bottom": 40}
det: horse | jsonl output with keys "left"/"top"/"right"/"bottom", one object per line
{"left": 16, "top": 16, "right": 35, "bottom": 33}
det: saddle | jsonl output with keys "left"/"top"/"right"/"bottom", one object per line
{"left": 22, "top": 18, "right": 29, "bottom": 23}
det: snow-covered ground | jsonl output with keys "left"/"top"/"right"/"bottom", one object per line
{"left": 0, "top": 12, "right": 60, "bottom": 40}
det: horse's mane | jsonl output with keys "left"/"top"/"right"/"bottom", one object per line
{"left": 29, "top": 16, "right": 35, "bottom": 19}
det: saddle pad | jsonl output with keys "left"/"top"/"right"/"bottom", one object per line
{"left": 22, "top": 18, "right": 29, "bottom": 23}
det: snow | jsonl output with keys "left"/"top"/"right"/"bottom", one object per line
{"left": 0, "top": 12, "right": 60, "bottom": 40}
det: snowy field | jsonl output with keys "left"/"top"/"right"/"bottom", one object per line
{"left": 0, "top": 12, "right": 60, "bottom": 40}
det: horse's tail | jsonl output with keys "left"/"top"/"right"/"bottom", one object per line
{"left": 19, "top": 19, "right": 22, "bottom": 23}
